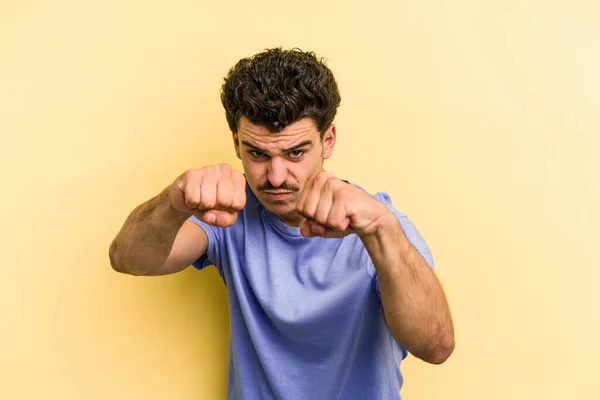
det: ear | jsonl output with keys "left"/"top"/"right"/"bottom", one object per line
{"left": 232, "top": 132, "right": 241, "bottom": 159}
{"left": 321, "top": 124, "right": 337, "bottom": 159}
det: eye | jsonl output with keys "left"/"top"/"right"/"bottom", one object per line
{"left": 249, "top": 150, "right": 268, "bottom": 159}
{"left": 287, "top": 150, "right": 305, "bottom": 159}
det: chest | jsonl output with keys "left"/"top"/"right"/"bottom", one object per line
{"left": 222, "top": 224, "right": 376, "bottom": 339}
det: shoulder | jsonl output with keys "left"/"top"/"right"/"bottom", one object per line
{"left": 343, "top": 179, "right": 435, "bottom": 269}
{"left": 343, "top": 179, "right": 404, "bottom": 215}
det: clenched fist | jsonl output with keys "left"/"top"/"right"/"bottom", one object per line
{"left": 169, "top": 164, "right": 247, "bottom": 227}
{"left": 296, "top": 171, "right": 391, "bottom": 238}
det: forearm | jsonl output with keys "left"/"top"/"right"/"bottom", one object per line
{"left": 360, "top": 213, "right": 454, "bottom": 364}
{"left": 109, "top": 187, "right": 190, "bottom": 275}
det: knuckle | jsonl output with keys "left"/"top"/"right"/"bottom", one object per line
{"left": 333, "top": 220, "right": 347, "bottom": 231}
{"left": 218, "top": 163, "right": 231, "bottom": 172}
{"left": 206, "top": 166, "right": 218, "bottom": 177}
{"left": 334, "top": 186, "right": 350, "bottom": 200}
{"left": 314, "top": 172, "right": 328, "bottom": 185}
{"left": 184, "top": 168, "right": 204, "bottom": 183}
{"left": 324, "top": 177, "right": 339, "bottom": 191}
{"left": 232, "top": 171, "right": 246, "bottom": 184}
{"left": 236, "top": 192, "right": 247, "bottom": 208}
{"left": 200, "top": 193, "right": 217, "bottom": 209}
{"left": 182, "top": 169, "right": 194, "bottom": 179}
{"left": 202, "top": 199, "right": 217, "bottom": 210}
{"left": 184, "top": 198, "right": 198, "bottom": 207}
{"left": 218, "top": 190, "right": 234, "bottom": 208}
{"left": 296, "top": 203, "right": 307, "bottom": 216}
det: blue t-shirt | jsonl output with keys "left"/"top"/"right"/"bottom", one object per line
{"left": 189, "top": 182, "right": 434, "bottom": 400}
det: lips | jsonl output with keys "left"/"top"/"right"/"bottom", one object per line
{"left": 262, "top": 191, "right": 294, "bottom": 201}
{"left": 263, "top": 191, "right": 294, "bottom": 195}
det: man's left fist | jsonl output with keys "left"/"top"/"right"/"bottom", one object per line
{"left": 296, "top": 171, "right": 391, "bottom": 238}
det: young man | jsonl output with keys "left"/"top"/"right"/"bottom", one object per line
{"left": 109, "top": 48, "right": 454, "bottom": 399}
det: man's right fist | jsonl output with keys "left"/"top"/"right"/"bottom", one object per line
{"left": 169, "top": 164, "right": 247, "bottom": 227}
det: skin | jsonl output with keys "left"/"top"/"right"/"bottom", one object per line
{"left": 109, "top": 116, "right": 455, "bottom": 364}
{"left": 232, "top": 117, "right": 336, "bottom": 227}
{"left": 295, "top": 170, "right": 455, "bottom": 364}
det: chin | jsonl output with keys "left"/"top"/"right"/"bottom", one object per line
{"left": 264, "top": 203, "right": 302, "bottom": 227}
{"left": 263, "top": 202, "right": 296, "bottom": 216}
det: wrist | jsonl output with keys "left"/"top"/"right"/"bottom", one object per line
{"left": 158, "top": 187, "right": 191, "bottom": 222}
{"left": 359, "top": 209, "right": 411, "bottom": 276}
{"left": 358, "top": 206, "right": 400, "bottom": 241}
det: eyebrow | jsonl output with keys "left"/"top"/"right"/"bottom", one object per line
{"left": 241, "top": 140, "right": 313, "bottom": 154}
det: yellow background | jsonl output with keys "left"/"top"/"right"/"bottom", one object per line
{"left": 1, "top": 0, "right": 599, "bottom": 399}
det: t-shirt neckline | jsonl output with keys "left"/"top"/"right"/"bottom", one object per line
{"left": 261, "top": 207, "right": 304, "bottom": 237}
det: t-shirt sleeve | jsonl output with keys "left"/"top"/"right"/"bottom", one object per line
{"left": 371, "top": 191, "right": 435, "bottom": 296}
{"left": 187, "top": 215, "right": 221, "bottom": 273}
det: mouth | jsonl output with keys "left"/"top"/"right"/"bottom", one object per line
{"left": 262, "top": 191, "right": 295, "bottom": 200}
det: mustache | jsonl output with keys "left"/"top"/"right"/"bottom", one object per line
{"left": 258, "top": 181, "right": 300, "bottom": 192}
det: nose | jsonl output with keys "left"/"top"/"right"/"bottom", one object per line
{"left": 267, "top": 157, "right": 289, "bottom": 188}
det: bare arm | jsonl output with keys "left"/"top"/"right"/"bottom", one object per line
{"left": 109, "top": 164, "right": 246, "bottom": 276}
{"left": 294, "top": 171, "right": 455, "bottom": 364}
{"left": 109, "top": 188, "right": 207, "bottom": 276}
{"left": 360, "top": 213, "right": 455, "bottom": 364}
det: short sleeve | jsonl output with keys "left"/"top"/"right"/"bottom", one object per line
{"left": 372, "top": 191, "right": 435, "bottom": 297}
{"left": 187, "top": 215, "right": 221, "bottom": 273}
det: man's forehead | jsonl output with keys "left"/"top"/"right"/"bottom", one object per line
{"left": 237, "top": 118, "right": 319, "bottom": 145}
{"left": 240, "top": 117, "right": 317, "bottom": 133}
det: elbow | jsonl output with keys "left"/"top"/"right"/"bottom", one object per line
{"left": 406, "top": 332, "right": 455, "bottom": 365}
{"left": 109, "top": 240, "right": 135, "bottom": 274}
{"left": 109, "top": 240, "right": 125, "bottom": 273}
{"left": 421, "top": 335, "right": 455, "bottom": 365}
{"left": 425, "top": 345, "right": 454, "bottom": 365}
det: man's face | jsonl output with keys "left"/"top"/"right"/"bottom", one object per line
{"left": 233, "top": 117, "right": 336, "bottom": 227}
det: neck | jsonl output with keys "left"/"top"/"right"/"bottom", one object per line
{"left": 277, "top": 212, "right": 305, "bottom": 228}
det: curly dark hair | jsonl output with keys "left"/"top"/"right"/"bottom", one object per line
{"left": 220, "top": 47, "right": 341, "bottom": 136}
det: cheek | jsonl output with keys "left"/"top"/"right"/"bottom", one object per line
{"left": 241, "top": 159, "right": 265, "bottom": 182}
{"left": 289, "top": 159, "right": 317, "bottom": 184}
